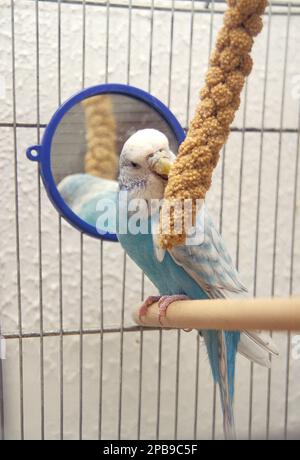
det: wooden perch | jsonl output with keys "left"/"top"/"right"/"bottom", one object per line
{"left": 133, "top": 297, "right": 300, "bottom": 331}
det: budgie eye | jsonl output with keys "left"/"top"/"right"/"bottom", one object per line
{"left": 130, "top": 161, "right": 140, "bottom": 168}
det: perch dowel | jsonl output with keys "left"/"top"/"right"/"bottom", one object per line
{"left": 133, "top": 297, "right": 300, "bottom": 331}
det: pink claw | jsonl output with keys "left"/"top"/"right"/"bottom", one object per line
{"left": 157, "top": 295, "right": 189, "bottom": 325}
{"left": 139, "top": 295, "right": 161, "bottom": 321}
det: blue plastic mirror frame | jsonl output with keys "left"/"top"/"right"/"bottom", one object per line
{"left": 26, "top": 83, "right": 186, "bottom": 241}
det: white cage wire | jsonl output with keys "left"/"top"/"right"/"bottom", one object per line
{"left": 0, "top": 0, "right": 300, "bottom": 440}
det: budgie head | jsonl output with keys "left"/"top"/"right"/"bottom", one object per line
{"left": 118, "top": 129, "right": 175, "bottom": 201}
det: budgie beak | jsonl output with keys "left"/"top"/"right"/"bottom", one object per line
{"left": 149, "top": 152, "right": 172, "bottom": 180}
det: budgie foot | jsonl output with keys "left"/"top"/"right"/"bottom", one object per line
{"left": 138, "top": 294, "right": 191, "bottom": 331}
{"left": 139, "top": 295, "right": 161, "bottom": 320}
{"left": 157, "top": 295, "right": 190, "bottom": 325}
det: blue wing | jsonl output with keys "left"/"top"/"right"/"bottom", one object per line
{"left": 168, "top": 206, "right": 248, "bottom": 299}
{"left": 161, "top": 205, "right": 277, "bottom": 400}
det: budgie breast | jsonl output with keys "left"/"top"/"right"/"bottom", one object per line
{"left": 117, "top": 223, "right": 208, "bottom": 300}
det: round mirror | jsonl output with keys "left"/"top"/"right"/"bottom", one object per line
{"left": 26, "top": 84, "right": 185, "bottom": 240}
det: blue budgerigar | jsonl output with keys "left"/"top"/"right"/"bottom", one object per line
{"left": 117, "top": 129, "right": 279, "bottom": 439}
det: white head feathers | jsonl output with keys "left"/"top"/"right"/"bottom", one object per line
{"left": 118, "top": 129, "right": 175, "bottom": 201}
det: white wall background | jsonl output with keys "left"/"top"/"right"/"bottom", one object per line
{"left": 0, "top": 0, "right": 300, "bottom": 440}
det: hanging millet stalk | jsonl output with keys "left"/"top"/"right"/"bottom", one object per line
{"left": 160, "top": 0, "right": 268, "bottom": 249}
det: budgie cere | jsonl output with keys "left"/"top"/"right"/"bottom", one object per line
{"left": 117, "top": 129, "right": 278, "bottom": 439}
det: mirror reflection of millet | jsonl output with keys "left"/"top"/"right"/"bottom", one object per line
{"left": 82, "top": 95, "right": 118, "bottom": 181}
